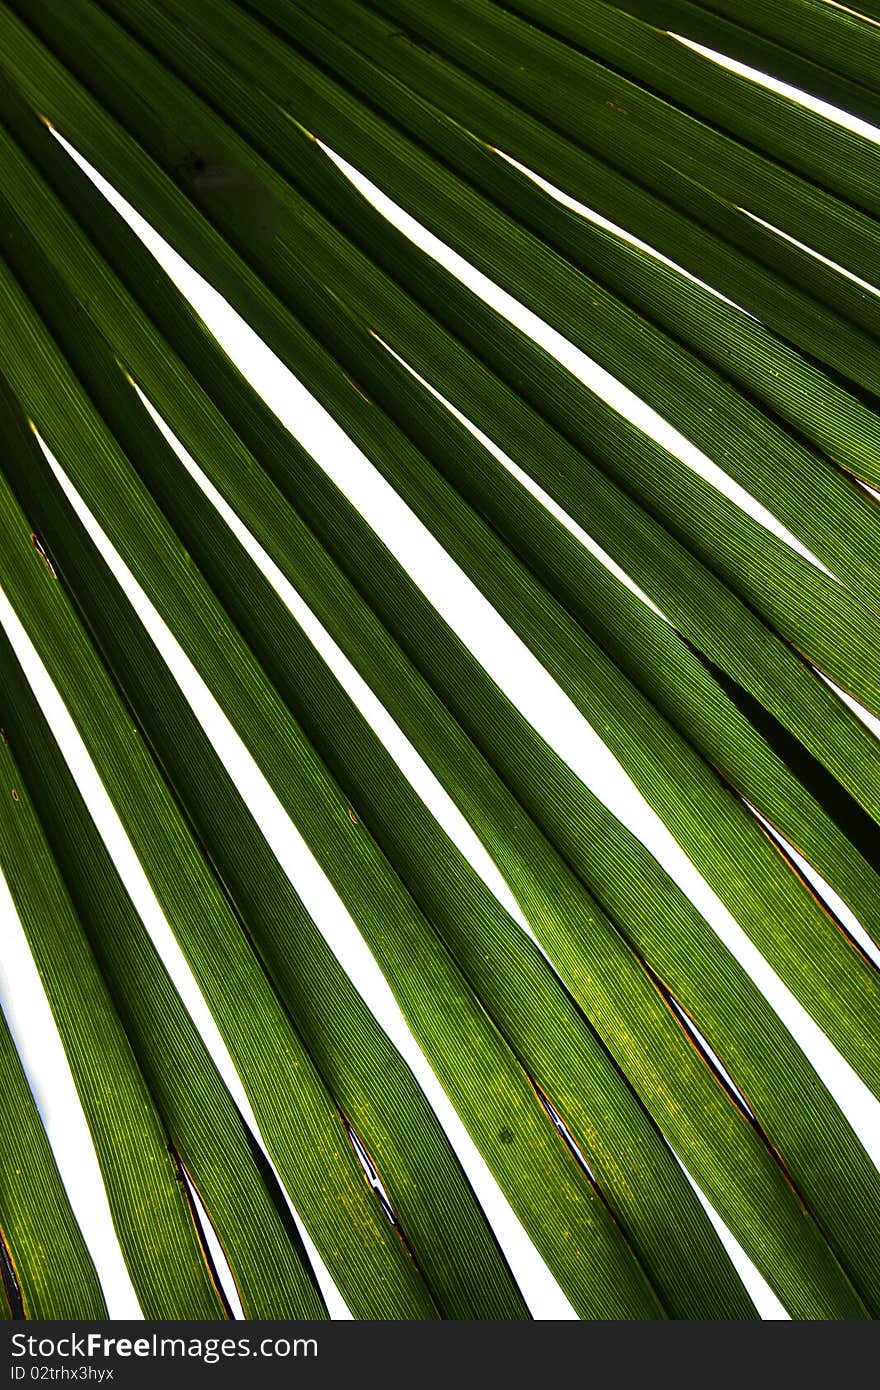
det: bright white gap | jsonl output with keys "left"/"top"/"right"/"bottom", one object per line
{"left": 664, "top": 996, "right": 754, "bottom": 1118}
{"left": 181, "top": 1171, "right": 245, "bottom": 1319}
{"left": 823, "top": 0, "right": 878, "bottom": 25}
{"left": 678, "top": 891, "right": 880, "bottom": 1178}
{"left": 751, "top": 807, "right": 880, "bottom": 974}
{"left": 370, "top": 333, "right": 669, "bottom": 622}
{"left": 673, "top": 1154, "right": 788, "bottom": 1319}
{"left": 815, "top": 669, "right": 880, "bottom": 740}
{"left": 131, "top": 381, "right": 532, "bottom": 939}
{"left": 343, "top": 1121, "right": 397, "bottom": 1224}
{"left": 321, "top": 142, "right": 837, "bottom": 581}
{"left": 667, "top": 38, "right": 880, "bottom": 297}
{"left": 824, "top": 0, "right": 880, "bottom": 27}
{"left": 672, "top": 32, "right": 880, "bottom": 146}
{"left": 857, "top": 476, "right": 880, "bottom": 502}
{"left": 538, "top": 1095, "right": 596, "bottom": 1182}
{"left": 0, "top": 576, "right": 348, "bottom": 1320}
{"left": 823, "top": 0, "right": 878, "bottom": 23}
{"left": 39, "top": 439, "right": 574, "bottom": 1321}
{"left": 491, "top": 144, "right": 754, "bottom": 318}
{"left": 0, "top": 849, "right": 143, "bottom": 1318}
{"left": 737, "top": 205, "right": 880, "bottom": 299}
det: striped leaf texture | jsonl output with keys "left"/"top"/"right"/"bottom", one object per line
{"left": 0, "top": 0, "right": 877, "bottom": 1319}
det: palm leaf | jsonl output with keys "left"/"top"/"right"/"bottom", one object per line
{"left": 499, "top": 0, "right": 879, "bottom": 211}
{"left": 601, "top": 0, "right": 880, "bottom": 126}
{"left": 0, "top": 120, "right": 874, "bottom": 1318}
{"left": 0, "top": 0, "right": 878, "bottom": 1319}
{"left": 0, "top": 671, "right": 230, "bottom": 1320}
{"left": 0, "top": 616, "right": 331, "bottom": 1322}
{"left": 197, "top": 0, "right": 880, "bottom": 491}
{"left": 0, "top": 1005, "right": 106, "bottom": 1318}
{"left": 249, "top": 0, "right": 880, "bottom": 393}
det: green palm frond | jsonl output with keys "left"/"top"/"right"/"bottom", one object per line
{"left": 605, "top": 0, "right": 880, "bottom": 128}
{"left": 0, "top": 0, "right": 878, "bottom": 1320}
{"left": 0, "top": 1004, "right": 106, "bottom": 1319}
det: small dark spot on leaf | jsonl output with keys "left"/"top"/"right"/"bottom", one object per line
{"left": 10, "top": 788, "right": 19, "bottom": 802}
{"left": 499, "top": 1126, "right": 515, "bottom": 1145}
{"left": 174, "top": 143, "right": 279, "bottom": 247}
